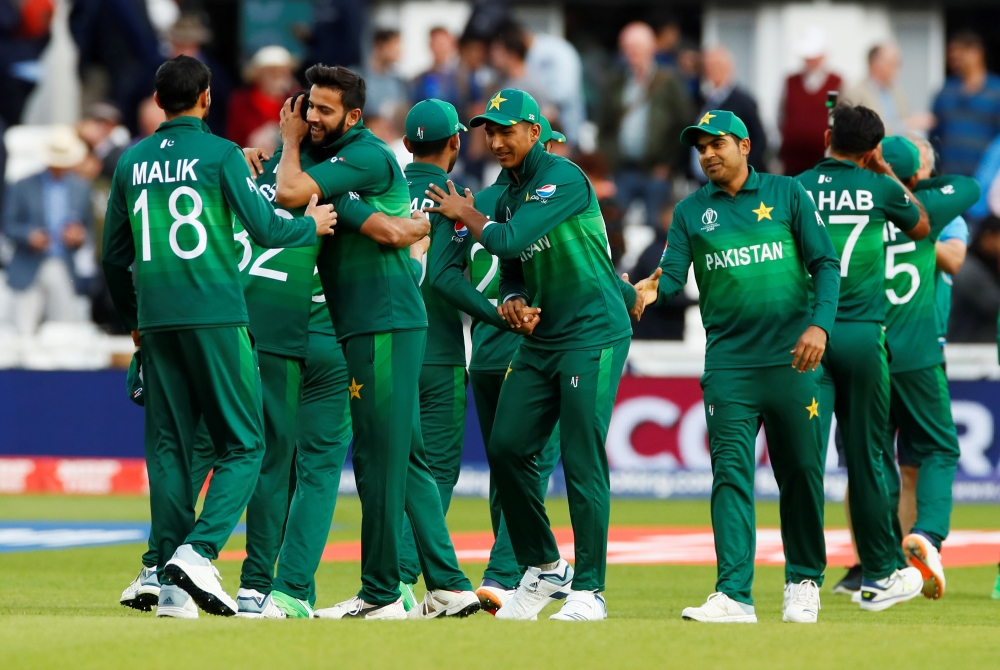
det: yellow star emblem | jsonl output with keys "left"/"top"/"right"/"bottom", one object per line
{"left": 699, "top": 112, "right": 716, "bottom": 126}
{"left": 505, "top": 365, "right": 513, "bottom": 379}
{"left": 752, "top": 202, "right": 774, "bottom": 221}
{"left": 806, "top": 397, "right": 819, "bottom": 420}
{"left": 489, "top": 92, "right": 507, "bottom": 111}
{"left": 348, "top": 378, "right": 363, "bottom": 400}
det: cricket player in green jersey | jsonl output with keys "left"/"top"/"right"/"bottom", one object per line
{"left": 274, "top": 65, "right": 477, "bottom": 619}
{"left": 798, "top": 104, "right": 929, "bottom": 612}
{"left": 102, "top": 56, "right": 336, "bottom": 617}
{"left": 427, "top": 89, "right": 637, "bottom": 621}
{"left": 631, "top": 110, "right": 840, "bottom": 623}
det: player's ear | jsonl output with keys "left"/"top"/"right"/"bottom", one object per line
{"left": 347, "top": 108, "right": 362, "bottom": 127}
{"left": 450, "top": 134, "right": 461, "bottom": 152}
{"left": 740, "top": 137, "right": 751, "bottom": 157}
{"left": 823, "top": 129, "right": 832, "bottom": 150}
{"left": 153, "top": 92, "right": 164, "bottom": 111}
{"left": 403, "top": 136, "right": 412, "bottom": 153}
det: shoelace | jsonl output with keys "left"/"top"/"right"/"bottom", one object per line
{"left": 791, "top": 580, "right": 820, "bottom": 609}
{"left": 704, "top": 592, "right": 728, "bottom": 608}
{"left": 211, "top": 565, "right": 223, "bottom": 581}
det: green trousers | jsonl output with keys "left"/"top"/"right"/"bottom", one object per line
{"left": 239, "top": 352, "right": 304, "bottom": 593}
{"left": 399, "top": 364, "right": 468, "bottom": 584}
{"left": 889, "top": 365, "right": 960, "bottom": 548}
{"left": 701, "top": 365, "right": 827, "bottom": 605}
{"left": 488, "top": 338, "right": 629, "bottom": 593}
{"left": 344, "top": 330, "right": 471, "bottom": 605}
{"left": 470, "top": 370, "right": 562, "bottom": 589}
{"left": 273, "top": 332, "right": 353, "bottom": 605}
{"left": 141, "top": 326, "right": 264, "bottom": 581}
{"left": 820, "top": 320, "right": 904, "bottom": 580}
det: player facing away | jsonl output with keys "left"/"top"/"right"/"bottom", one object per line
{"left": 631, "top": 110, "right": 840, "bottom": 623}
{"left": 798, "top": 104, "right": 929, "bottom": 612}
{"left": 102, "top": 56, "right": 336, "bottom": 617}
{"left": 427, "top": 89, "right": 639, "bottom": 621}
{"left": 274, "top": 65, "right": 478, "bottom": 619}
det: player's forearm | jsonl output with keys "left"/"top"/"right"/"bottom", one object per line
{"left": 359, "top": 213, "right": 429, "bottom": 248}
{"left": 898, "top": 180, "right": 930, "bottom": 240}
{"left": 430, "top": 270, "right": 508, "bottom": 329}
{"left": 936, "top": 239, "right": 967, "bottom": 275}
{"left": 275, "top": 142, "right": 321, "bottom": 208}
{"left": 808, "top": 258, "right": 841, "bottom": 337}
{"left": 452, "top": 203, "right": 490, "bottom": 242}
{"left": 617, "top": 276, "right": 637, "bottom": 311}
{"left": 102, "top": 261, "right": 139, "bottom": 332}
{"left": 499, "top": 259, "right": 529, "bottom": 303}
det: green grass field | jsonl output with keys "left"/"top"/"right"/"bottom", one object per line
{"left": 2, "top": 495, "right": 1000, "bottom": 669}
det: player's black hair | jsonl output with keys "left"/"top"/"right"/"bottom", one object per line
{"left": 949, "top": 30, "right": 984, "bottom": 52}
{"left": 154, "top": 56, "right": 211, "bottom": 114}
{"left": 409, "top": 137, "right": 452, "bottom": 158}
{"left": 830, "top": 104, "right": 884, "bottom": 156}
{"left": 373, "top": 28, "right": 400, "bottom": 45}
{"left": 495, "top": 21, "right": 527, "bottom": 61}
{"left": 305, "top": 64, "right": 366, "bottom": 113}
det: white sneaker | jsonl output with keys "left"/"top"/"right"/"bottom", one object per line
{"left": 549, "top": 591, "right": 607, "bottom": 621}
{"left": 859, "top": 567, "right": 924, "bottom": 612}
{"left": 903, "top": 533, "right": 946, "bottom": 600}
{"left": 155, "top": 584, "right": 199, "bottom": 619}
{"left": 408, "top": 590, "right": 480, "bottom": 619}
{"left": 163, "top": 544, "right": 237, "bottom": 616}
{"left": 235, "top": 588, "right": 286, "bottom": 619}
{"left": 475, "top": 581, "right": 515, "bottom": 616}
{"left": 314, "top": 596, "right": 407, "bottom": 620}
{"left": 495, "top": 559, "right": 574, "bottom": 621}
{"left": 682, "top": 592, "right": 757, "bottom": 623}
{"left": 851, "top": 590, "right": 861, "bottom": 604}
{"left": 121, "top": 566, "right": 160, "bottom": 612}
{"left": 782, "top": 580, "right": 820, "bottom": 623}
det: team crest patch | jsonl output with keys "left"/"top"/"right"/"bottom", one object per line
{"left": 536, "top": 184, "right": 557, "bottom": 198}
{"left": 417, "top": 126, "right": 425, "bottom": 140}
{"left": 454, "top": 221, "right": 468, "bottom": 237}
{"left": 701, "top": 208, "right": 719, "bottom": 232}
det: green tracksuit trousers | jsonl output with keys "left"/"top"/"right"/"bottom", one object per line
{"left": 488, "top": 338, "right": 629, "bottom": 593}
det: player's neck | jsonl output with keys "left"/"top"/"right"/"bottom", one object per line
{"left": 828, "top": 151, "right": 866, "bottom": 169}
{"left": 165, "top": 109, "right": 207, "bottom": 122}
{"left": 713, "top": 164, "right": 749, "bottom": 196}
{"left": 413, "top": 155, "right": 452, "bottom": 174}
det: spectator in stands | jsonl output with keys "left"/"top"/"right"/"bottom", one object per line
{"left": 778, "top": 26, "right": 841, "bottom": 176}
{"left": 575, "top": 151, "right": 625, "bottom": 267}
{"left": 2, "top": 127, "right": 93, "bottom": 335}
{"left": 134, "top": 96, "right": 165, "bottom": 143}
{"left": 950, "top": 214, "right": 1000, "bottom": 343}
{"left": 517, "top": 22, "right": 586, "bottom": 145}
{"left": 76, "top": 102, "right": 129, "bottom": 180}
{"left": 226, "top": 46, "right": 299, "bottom": 149}
{"left": 411, "top": 27, "right": 460, "bottom": 107}
{"left": 490, "top": 26, "right": 549, "bottom": 113}
{"left": 296, "top": 0, "right": 363, "bottom": 76}
{"left": 629, "top": 201, "right": 695, "bottom": 340}
{"left": 167, "top": 13, "right": 231, "bottom": 136}
{"left": 846, "top": 44, "right": 918, "bottom": 136}
{"left": 932, "top": 31, "right": 1000, "bottom": 181}
{"left": 691, "top": 47, "right": 767, "bottom": 179}
{"left": 675, "top": 39, "right": 702, "bottom": 101}
{"left": 598, "top": 21, "right": 692, "bottom": 227}
{"left": 0, "top": 0, "right": 52, "bottom": 127}
{"left": 653, "top": 13, "right": 682, "bottom": 68}
{"left": 361, "top": 28, "right": 408, "bottom": 120}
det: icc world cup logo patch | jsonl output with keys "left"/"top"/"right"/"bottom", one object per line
{"left": 701, "top": 208, "right": 719, "bottom": 232}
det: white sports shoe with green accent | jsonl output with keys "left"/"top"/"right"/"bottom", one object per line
{"left": 235, "top": 588, "right": 286, "bottom": 619}
{"left": 121, "top": 566, "right": 160, "bottom": 612}
{"left": 782, "top": 580, "right": 820, "bottom": 623}
{"left": 859, "top": 567, "right": 924, "bottom": 611}
{"left": 682, "top": 593, "right": 757, "bottom": 623}
{"left": 399, "top": 582, "right": 418, "bottom": 613}
{"left": 156, "top": 584, "right": 198, "bottom": 619}
{"left": 550, "top": 591, "right": 607, "bottom": 621}
{"left": 314, "top": 596, "right": 407, "bottom": 620}
{"left": 407, "top": 590, "right": 480, "bottom": 619}
{"left": 496, "top": 559, "right": 574, "bottom": 621}
{"left": 271, "top": 590, "right": 315, "bottom": 619}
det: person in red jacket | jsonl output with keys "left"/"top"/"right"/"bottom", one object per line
{"left": 226, "top": 46, "right": 300, "bottom": 150}
{"left": 779, "top": 26, "right": 842, "bottom": 176}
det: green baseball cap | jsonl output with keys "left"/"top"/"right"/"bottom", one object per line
{"left": 679, "top": 110, "right": 749, "bottom": 146}
{"left": 470, "top": 89, "right": 541, "bottom": 127}
{"left": 539, "top": 116, "right": 566, "bottom": 144}
{"left": 405, "top": 98, "right": 467, "bottom": 143}
{"left": 126, "top": 350, "right": 144, "bottom": 407}
{"left": 881, "top": 135, "right": 920, "bottom": 180}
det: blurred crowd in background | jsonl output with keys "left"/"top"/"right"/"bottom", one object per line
{"left": 5, "top": 0, "right": 1000, "bottom": 349}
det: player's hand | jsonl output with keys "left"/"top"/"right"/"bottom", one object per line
{"left": 791, "top": 325, "right": 827, "bottom": 372}
{"left": 411, "top": 208, "right": 432, "bottom": 237}
{"left": 511, "top": 311, "right": 540, "bottom": 335}
{"left": 306, "top": 194, "right": 337, "bottom": 236}
{"left": 498, "top": 297, "right": 541, "bottom": 333}
{"left": 410, "top": 235, "right": 430, "bottom": 260}
{"left": 280, "top": 95, "right": 310, "bottom": 146}
{"left": 131, "top": 330, "right": 141, "bottom": 348}
{"left": 629, "top": 267, "right": 662, "bottom": 321}
{"left": 864, "top": 143, "right": 891, "bottom": 175}
{"left": 425, "top": 180, "right": 475, "bottom": 221}
{"left": 242, "top": 147, "right": 270, "bottom": 177}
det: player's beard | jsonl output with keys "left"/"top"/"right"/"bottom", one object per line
{"left": 319, "top": 114, "right": 350, "bottom": 148}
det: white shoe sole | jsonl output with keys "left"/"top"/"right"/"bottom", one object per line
{"left": 121, "top": 587, "right": 160, "bottom": 612}
{"left": 164, "top": 559, "right": 237, "bottom": 617}
{"left": 682, "top": 608, "right": 757, "bottom": 623}
{"left": 782, "top": 611, "right": 818, "bottom": 623}
{"left": 156, "top": 606, "right": 198, "bottom": 619}
{"left": 423, "top": 593, "right": 481, "bottom": 619}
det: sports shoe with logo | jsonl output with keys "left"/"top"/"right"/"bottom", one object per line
{"left": 408, "top": 589, "right": 480, "bottom": 619}
{"left": 314, "top": 596, "right": 407, "bottom": 620}
{"left": 495, "top": 559, "right": 574, "bottom": 620}
{"left": 475, "top": 579, "right": 515, "bottom": 616}
{"left": 235, "top": 588, "right": 286, "bottom": 618}
{"left": 859, "top": 567, "right": 924, "bottom": 611}
{"left": 682, "top": 592, "right": 757, "bottom": 623}
{"left": 399, "top": 582, "right": 418, "bottom": 613}
{"left": 903, "top": 532, "right": 946, "bottom": 599}
{"left": 549, "top": 590, "right": 607, "bottom": 621}
{"left": 831, "top": 564, "right": 862, "bottom": 595}
{"left": 271, "top": 590, "right": 315, "bottom": 619}
{"left": 782, "top": 580, "right": 820, "bottom": 623}
{"left": 121, "top": 566, "right": 160, "bottom": 612}
{"left": 163, "top": 544, "right": 238, "bottom": 616}
{"left": 155, "top": 584, "right": 199, "bottom": 619}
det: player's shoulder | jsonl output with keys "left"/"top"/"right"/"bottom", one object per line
{"left": 758, "top": 172, "right": 803, "bottom": 193}
{"left": 537, "top": 153, "right": 588, "bottom": 185}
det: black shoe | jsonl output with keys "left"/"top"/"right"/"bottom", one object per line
{"left": 831, "top": 564, "right": 863, "bottom": 594}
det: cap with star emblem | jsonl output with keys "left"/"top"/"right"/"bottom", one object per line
{"left": 679, "top": 110, "right": 749, "bottom": 147}
{"left": 539, "top": 116, "right": 567, "bottom": 144}
{"left": 405, "top": 98, "right": 467, "bottom": 143}
{"left": 880, "top": 135, "right": 920, "bottom": 181}
{"left": 470, "top": 88, "right": 541, "bottom": 127}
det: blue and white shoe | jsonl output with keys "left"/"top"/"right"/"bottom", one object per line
{"left": 549, "top": 591, "right": 607, "bottom": 621}
{"left": 164, "top": 544, "right": 237, "bottom": 616}
{"left": 495, "top": 559, "right": 573, "bottom": 620}
{"left": 235, "top": 588, "right": 286, "bottom": 619}
{"left": 121, "top": 566, "right": 160, "bottom": 612}
{"left": 155, "top": 584, "right": 199, "bottom": 619}
{"left": 859, "top": 567, "right": 924, "bottom": 612}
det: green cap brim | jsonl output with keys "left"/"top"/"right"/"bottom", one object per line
{"left": 679, "top": 125, "right": 730, "bottom": 147}
{"left": 550, "top": 131, "right": 567, "bottom": 143}
{"left": 470, "top": 112, "right": 523, "bottom": 127}
{"left": 457, "top": 123, "right": 468, "bottom": 132}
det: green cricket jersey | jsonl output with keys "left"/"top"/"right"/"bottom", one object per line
{"left": 308, "top": 121, "right": 426, "bottom": 342}
{"left": 103, "top": 116, "right": 318, "bottom": 332}
{"left": 308, "top": 266, "right": 336, "bottom": 336}
{"left": 797, "top": 158, "right": 920, "bottom": 322}
{"left": 657, "top": 168, "right": 841, "bottom": 370}
{"left": 883, "top": 175, "right": 979, "bottom": 372}
{"left": 483, "top": 141, "right": 632, "bottom": 351}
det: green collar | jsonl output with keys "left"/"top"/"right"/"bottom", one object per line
{"left": 156, "top": 116, "right": 212, "bottom": 134}
{"left": 705, "top": 166, "right": 761, "bottom": 197}
{"left": 405, "top": 161, "right": 449, "bottom": 180}
{"left": 503, "top": 139, "right": 546, "bottom": 185}
{"left": 816, "top": 156, "right": 864, "bottom": 171}
{"left": 323, "top": 119, "right": 368, "bottom": 154}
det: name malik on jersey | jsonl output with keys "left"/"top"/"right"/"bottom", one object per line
{"left": 131, "top": 160, "right": 199, "bottom": 185}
